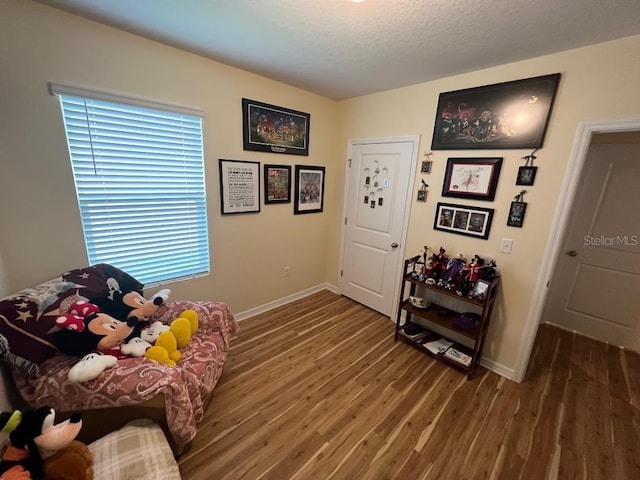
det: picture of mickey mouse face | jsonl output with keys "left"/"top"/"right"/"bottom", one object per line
{"left": 86, "top": 313, "right": 136, "bottom": 350}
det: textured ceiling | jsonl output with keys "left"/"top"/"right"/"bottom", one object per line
{"left": 39, "top": 0, "right": 640, "bottom": 100}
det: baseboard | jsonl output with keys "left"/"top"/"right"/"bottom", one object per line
{"left": 234, "top": 282, "right": 338, "bottom": 321}
{"left": 480, "top": 357, "right": 515, "bottom": 381}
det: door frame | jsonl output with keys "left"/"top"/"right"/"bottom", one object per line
{"left": 338, "top": 135, "right": 420, "bottom": 317}
{"left": 513, "top": 117, "right": 640, "bottom": 382}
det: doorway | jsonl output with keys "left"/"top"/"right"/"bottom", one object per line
{"left": 338, "top": 136, "right": 419, "bottom": 317}
{"left": 513, "top": 119, "right": 640, "bottom": 382}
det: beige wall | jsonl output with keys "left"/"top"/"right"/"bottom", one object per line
{"left": 0, "top": 1, "right": 342, "bottom": 313}
{"left": 338, "top": 34, "right": 640, "bottom": 371}
{"left": 2, "top": 0, "right": 640, "bottom": 375}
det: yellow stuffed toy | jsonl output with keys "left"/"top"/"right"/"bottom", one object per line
{"left": 142, "top": 310, "right": 198, "bottom": 366}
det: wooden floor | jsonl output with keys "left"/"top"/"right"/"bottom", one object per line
{"left": 178, "top": 290, "right": 640, "bottom": 480}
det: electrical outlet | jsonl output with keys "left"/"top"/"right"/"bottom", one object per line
{"left": 500, "top": 238, "right": 513, "bottom": 254}
{"left": 283, "top": 266, "right": 290, "bottom": 277}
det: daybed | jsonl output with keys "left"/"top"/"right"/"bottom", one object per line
{"left": 0, "top": 264, "right": 237, "bottom": 455}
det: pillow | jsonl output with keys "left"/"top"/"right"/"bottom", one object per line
{"left": 0, "top": 264, "right": 143, "bottom": 374}
{"left": 88, "top": 419, "right": 181, "bottom": 480}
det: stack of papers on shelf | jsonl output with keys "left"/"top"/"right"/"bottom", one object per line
{"left": 444, "top": 348, "right": 472, "bottom": 367}
{"left": 423, "top": 338, "right": 454, "bottom": 354}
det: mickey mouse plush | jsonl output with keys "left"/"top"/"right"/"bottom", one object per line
{"left": 54, "top": 301, "right": 139, "bottom": 359}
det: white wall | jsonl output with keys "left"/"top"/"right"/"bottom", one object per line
{"left": 338, "top": 34, "right": 640, "bottom": 374}
{"left": 0, "top": 1, "right": 342, "bottom": 313}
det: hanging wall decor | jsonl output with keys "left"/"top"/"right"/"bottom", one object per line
{"left": 294, "top": 165, "right": 325, "bottom": 214}
{"left": 421, "top": 151, "right": 433, "bottom": 173}
{"left": 242, "top": 98, "right": 310, "bottom": 156}
{"left": 442, "top": 157, "right": 502, "bottom": 201}
{"left": 264, "top": 164, "right": 291, "bottom": 204}
{"left": 431, "top": 73, "right": 561, "bottom": 150}
{"left": 434, "top": 202, "right": 494, "bottom": 240}
{"left": 416, "top": 179, "right": 428, "bottom": 202}
{"left": 507, "top": 190, "right": 528, "bottom": 227}
{"left": 219, "top": 159, "right": 261, "bottom": 215}
{"left": 516, "top": 149, "right": 538, "bottom": 186}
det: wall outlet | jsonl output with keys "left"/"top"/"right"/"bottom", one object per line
{"left": 283, "top": 266, "right": 290, "bottom": 277}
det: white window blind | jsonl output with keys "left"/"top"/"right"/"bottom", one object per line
{"left": 53, "top": 87, "right": 210, "bottom": 286}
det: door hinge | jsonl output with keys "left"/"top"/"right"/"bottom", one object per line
{"left": 347, "top": 158, "right": 351, "bottom": 167}
{"left": 340, "top": 269, "right": 343, "bottom": 277}
{"left": 344, "top": 217, "right": 348, "bottom": 225}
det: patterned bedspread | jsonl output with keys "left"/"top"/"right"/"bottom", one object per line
{"left": 11, "top": 300, "right": 238, "bottom": 452}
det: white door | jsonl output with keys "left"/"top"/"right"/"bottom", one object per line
{"left": 541, "top": 141, "right": 640, "bottom": 352}
{"left": 339, "top": 137, "right": 417, "bottom": 316}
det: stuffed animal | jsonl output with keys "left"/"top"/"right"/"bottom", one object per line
{"left": 42, "top": 440, "right": 93, "bottom": 480}
{"left": 0, "top": 407, "right": 88, "bottom": 480}
{"left": 135, "top": 311, "right": 199, "bottom": 366}
{"left": 54, "top": 302, "right": 140, "bottom": 359}
{"left": 90, "top": 288, "right": 170, "bottom": 324}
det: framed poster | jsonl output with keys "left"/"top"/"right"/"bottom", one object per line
{"left": 431, "top": 73, "right": 561, "bottom": 150}
{"left": 442, "top": 157, "right": 502, "bottom": 201}
{"left": 264, "top": 164, "right": 291, "bottom": 204}
{"left": 294, "top": 165, "right": 325, "bottom": 214}
{"left": 516, "top": 166, "right": 538, "bottom": 186}
{"left": 242, "top": 98, "right": 310, "bottom": 156}
{"left": 218, "top": 159, "right": 260, "bottom": 215}
{"left": 434, "top": 202, "right": 494, "bottom": 240}
{"left": 507, "top": 201, "right": 528, "bottom": 227}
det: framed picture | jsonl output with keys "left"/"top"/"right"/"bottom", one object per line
{"left": 294, "top": 165, "right": 325, "bottom": 214}
{"left": 470, "top": 279, "right": 491, "bottom": 300}
{"left": 264, "top": 164, "right": 291, "bottom": 204}
{"left": 516, "top": 166, "right": 538, "bottom": 186}
{"left": 421, "top": 161, "right": 432, "bottom": 173}
{"left": 442, "top": 157, "right": 502, "bottom": 201}
{"left": 416, "top": 190, "right": 427, "bottom": 202}
{"left": 218, "top": 159, "right": 261, "bottom": 215}
{"left": 431, "top": 73, "right": 561, "bottom": 150}
{"left": 242, "top": 98, "right": 310, "bottom": 156}
{"left": 434, "top": 202, "right": 494, "bottom": 240}
{"left": 507, "top": 201, "right": 527, "bottom": 227}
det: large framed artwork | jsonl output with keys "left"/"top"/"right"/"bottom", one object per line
{"left": 431, "top": 73, "right": 561, "bottom": 150}
{"left": 242, "top": 98, "right": 310, "bottom": 156}
{"left": 219, "top": 159, "right": 261, "bottom": 215}
{"left": 434, "top": 202, "right": 494, "bottom": 240}
{"left": 442, "top": 157, "right": 502, "bottom": 201}
{"left": 294, "top": 165, "right": 325, "bottom": 214}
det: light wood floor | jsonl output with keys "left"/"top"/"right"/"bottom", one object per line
{"left": 178, "top": 290, "right": 640, "bottom": 480}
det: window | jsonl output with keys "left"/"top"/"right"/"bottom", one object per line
{"left": 51, "top": 83, "right": 210, "bottom": 286}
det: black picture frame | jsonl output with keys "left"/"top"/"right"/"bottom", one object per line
{"left": 242, "top": 98, "right": 310, "bottom": 156}
{"left": 507, "top": 201, "right": 527, "bottom": 227}
{"left": 416, "top": 190, "right": 427, "bottom": 202}
{"left": 294, "top": 165, "right": 325, "bottom": 214}
{"left": 219, "top": 159, "right": 261, "bottom": 215}
{"left": 516, "top": 166, "right": 538, "bottom": 186}
{"left": 264, "top": 164, "right": 291, "bottom": 204}
{"left": 442, "top": 157, "right": 502, "bottom": 201}
{"left": 431, "top": 73, "right": 561, "bottom": 150}
{"left": 421, "top": 161, "right": 432, "bottom": 173}
{"left": 434, "top": 202, "right": 494, "bottom": 240}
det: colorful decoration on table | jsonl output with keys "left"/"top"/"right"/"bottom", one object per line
{"left": 421, "top": 151, "right": 433, "bottom": 174}
{"left": 516, "top": 149, "right": 538, "bottom": 186}
{"left": 0, "top": 407, "right": 89, "bottom": 480}
{"left": 507, "top": 190, "right": 528, "bottom": 228}
{"left": 438, "top": 253, "right": 467, "bottom": 291}
{"left": 416, "top": 179, "right": 429, "bottom": 202}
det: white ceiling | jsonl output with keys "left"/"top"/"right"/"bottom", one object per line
{"left": 39, "top": 0, "right": 640, "bottom": 100}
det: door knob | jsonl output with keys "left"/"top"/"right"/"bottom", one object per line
{"left": 391, "top": 242, "right": 399, "bottom": 249}
{"left": 566, "top": 250, "right": 577, "bottom": 257}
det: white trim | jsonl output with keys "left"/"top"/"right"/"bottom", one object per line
{"left": 480, "top": 357, "right": 515, "bottom": 380}
{"left": 234, "top": 283, "right": 337, "bottom": 321}
{"left": 512, "top": 117, "right": 640, "bottom": 383}
{"left": 48, "top": 82, "right": 204, "bottom": 117}
{"left": 338, "top": 135, "right": 420, "bottom": 317}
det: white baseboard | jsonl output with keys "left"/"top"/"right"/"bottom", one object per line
{"left": 480, "top": 357, "right": 515, "bottom": 381}
{"left": 234, "top": 282, "right": 338, "bottom": 321}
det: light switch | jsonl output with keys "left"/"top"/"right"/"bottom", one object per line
{"left": 500, "top": 238, "right": 513, "bottom": 254}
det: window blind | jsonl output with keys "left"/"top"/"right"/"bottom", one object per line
{"left": 56, "top": 93, "right": 210, "bottom": 286}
